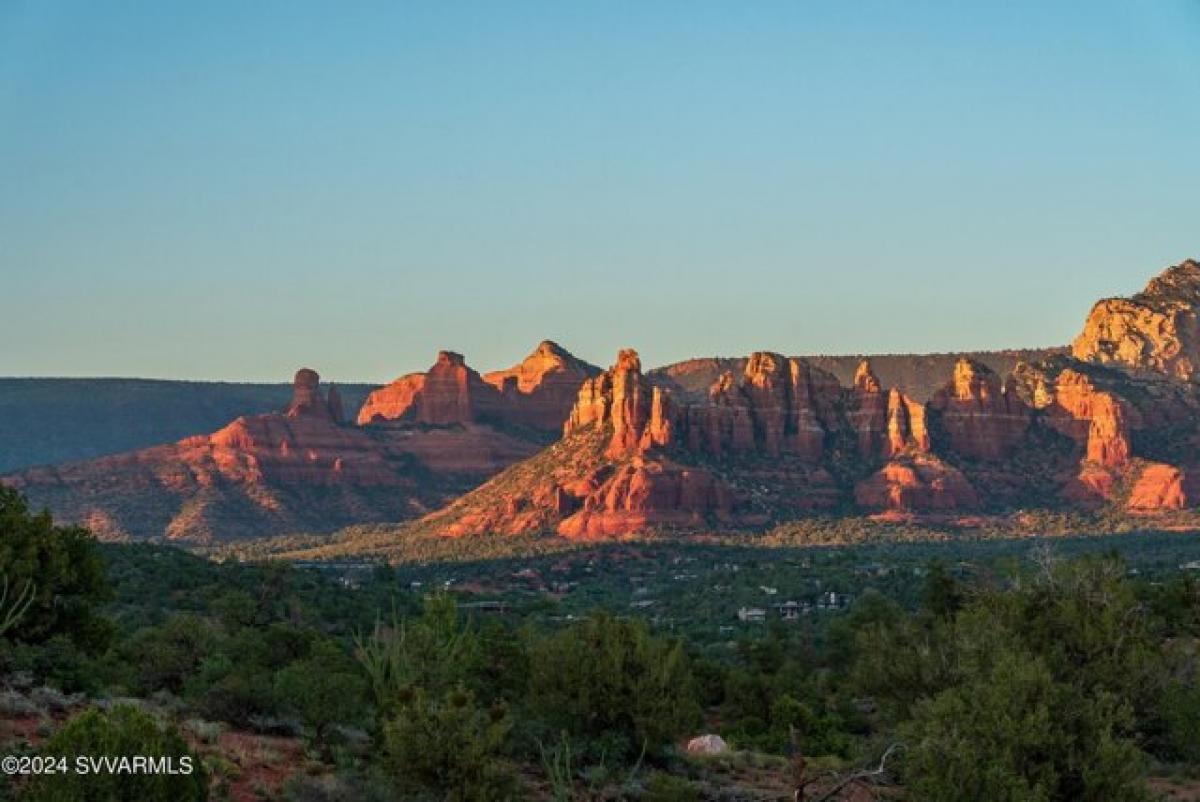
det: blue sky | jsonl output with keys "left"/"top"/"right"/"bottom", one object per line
{"left": 2, "top": 1, "right": 1198, "bottom": 382}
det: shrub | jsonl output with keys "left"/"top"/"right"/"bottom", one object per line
{"left": 22, "top": 704, "right": 208, "bottom": 802}
{"left": 643, "top": 772, "right": 700, "bottom": 802}
{"left": 382, "top": 686, "right": 518, "bottom": 801}
{"left": 527, "top": 612, "right": 701, "bottom": 761}
{"left": 124, "top": 614, "right": 220, "bottom": 695}
{"left": 902, "top": 645, "right": 1147, "bottom": 802}
{"left": 274, "top": 642, "right": 368, "bottom": 751}
{"left": 0, "top": 488, "right": 111, "bottom": 653}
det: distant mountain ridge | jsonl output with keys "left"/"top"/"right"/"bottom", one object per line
{"left": 297, "top": 258, "right": 1200, "bottom": 555}
{"left": 0, "top": 379, "right": 375, "bottom": 473}
{"left": 1, "top": 349, "right": 1056, "bottom": 473}
{"left": 6, "top": 257, "right": 1200, "bottom": 547}
{"left": 1, "top": 343, "right": 600, "bottom": 542}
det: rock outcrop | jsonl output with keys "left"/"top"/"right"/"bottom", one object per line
{"left": 286, "top": 368, "right": 343, "bottom": 421}
{"left": 483, "top": 340, "right": 600, "bottom": 430}
{"left": 1126, "top": 462, "right": 1196, "bottom": 512}
{"left": 650, "top": 349, "right": 1064, "bottom": 403}
{"left": 422, "top": 347, "right": 1009, "bottom": 536}
{"left": 554, "top": 349, "right": 736, "bottom": 536}
{"left": 1073, "top": 259, "right": 1200, "bottom": 378}
{"left": 357, "top": 351, "right": 507, "bottom": 426}
{"left": 4, "top": 367, "right": 542, "bottom": 543}
{"left": 887, "top": 388, "right": 930, "bottom": 455}
{"left": 359, "top": 343, "right": 596, "bottom": 431}
{"left": 6, "top": 369, "right": 426, "bottom": 542}
{"left": 854, "top": 454, "right": 979, "bottom": 513}
{"left": 17, "top": 258, "right": 1200, "bottom": 548}
{"left": 929, "top": 359, "right": 1031, "bottom": 460}
{"left": 556, "top": 460, "right": 735, "bottom": 539}
{"left": 1044, "top": 368, "right": 1132, "bottom": 469}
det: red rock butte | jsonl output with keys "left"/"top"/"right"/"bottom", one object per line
{"left": 8, "top": 258, "right": 1200, "bottom": 543}
{"left": 357, "top": 342, "right": 598, "bottom": 431}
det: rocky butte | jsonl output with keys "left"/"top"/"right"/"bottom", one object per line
{"left": 1073, "top": 259, "right": 1200, "bottom": 379}
{"left": 8, "top": 258, "right": 1200, "bottom": 545}
{"left": 357, "top": 341, "right": 598, "bottom": 432}
{"left": 2, "top": 344, "right": 599, "bottom": 543}
{"left": 406, "top": 258, "right": 1200, "bottom": 540}
{"left": 421, "top": 347, "right": 978, "bottom": 539}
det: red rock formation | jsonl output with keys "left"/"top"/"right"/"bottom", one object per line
{"left": 1126, "top": 462, "right": 1194, "bottom": 512}
{"left": 886, "top": 388, "right": 930, "bottom": 455}
{"left": 1063, "top": 464, "right": 1118, "bottom": 505}
{"left": 706, "top": 371, "right": 756, "bottom": 454}
{"left": 650, "top": 350, "right": 1064, "bottom": 404}
{"left": 287, "top": 368, "right": 339, "bottom": 420}
{"left": 556, "top": 460, "right": 733, "bottom": 539}
{"left": 362, "top": 344, "right": 595, "bottom": 431}
{"left": 483, "top": 340, "right": 598, "bottom": 430}
{"left": 1038, "top": 368, "right": 1132, "bottom": 469}
{"left": 1072, "top": 259, "right": 1200, "bottom": 378}
{"left": 7, "top": 367, "right": 542, "bottom": 543}
{"left": 848, "top": 360, "right": 888, "bottom": 458}
{"left": 355, "top": 373, "right": 425, "bottom": 424}
{"left": 357, "top": 351, "right": 507, "bottom": 426}
{"left": 929, "top": 359, "right": 1030, "bottom": 460}
{"left": 701, "top": 354, "right": 837, "bottom": 460}
{"left": 430, "top": 350, "right": 744, "bottom": 537}
{"left": 854, "top": 455, "right": 979, "bottom": 512}
{"left": 565, "top": 349, "right": 842, "bottom": 463}
{"left": 382, "top": 425, "right": 542, "bottom": 475}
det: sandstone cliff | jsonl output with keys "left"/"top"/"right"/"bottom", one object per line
{"left": 1073, "top": 259, "right": 1200, "bottom": 378}
{"left": 484, "top": 340, "right": 600, "bottom": 430}
{"left": 357, "top": 342, "right": 597, "bottom": 432}
{"left": 357, "top": 351, "right": 507, "bottom": 426}
{"left": 417, "top": 348, "right": 989, "bottom": 537}
{"left": 4, "top": 368, "right": 541, "bottom": 542}
{"left": 929, "top": 359, "right": 1031, "bottom": 461}
{"left": 652, "top": 349, "right": 1064, "bottom": 403}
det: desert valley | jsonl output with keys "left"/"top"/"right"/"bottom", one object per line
{"left": 5, "top": 4, "right": 1200, "bottom": 798}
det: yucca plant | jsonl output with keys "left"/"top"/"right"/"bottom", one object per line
{"left": 539, "top": 731, "right": 576, "bottom": 802}
{"left": 0, "top": 575, "right": 34, "bottom": 638}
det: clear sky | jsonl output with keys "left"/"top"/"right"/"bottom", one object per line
{"left": 2, "top": 1, "right": 1198, "bottom": 382}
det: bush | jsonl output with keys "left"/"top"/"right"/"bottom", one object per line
{"left": 643, "top": 772, "right": 700, "bottom": 802}
{"left": 1160, "top": 681, "right": 1200, "bottom": 763}
{"left": 874, "top": 556, "right": 1157, "bottom": 802}
{"left": 382, "top": 686, "right": 518, "bottom": 802}
{"left": 356, "top": 594, "right": 483, "bottom": 715}
{"left": 902, "top": 645, "right": 1147, "bottom": 802}
{"left": 22, "top": 704, "right": 207, "bottom": 802}
{"left": 527, "top": 612, "right": 701, "bottom": 762}
{"left": 274, "top": 641, "right": 368, "bottom": 751}
{"left": 125, "top": 614, "right": 220, "bottom": 695}
{"left": 0, "top": 488, "right": 111, "bottom": 653}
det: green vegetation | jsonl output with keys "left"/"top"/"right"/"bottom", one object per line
{"left": 4, "top": 487, "right": 1200, "bottom": 799}
{"left": 0, "top": 488, "right": 110, "bottom": 652}
{"left": 21, "top": 705, "right": 207, "bottom": 802}
{"left": 527, "top": 611, "right": 700, "bottom": 762}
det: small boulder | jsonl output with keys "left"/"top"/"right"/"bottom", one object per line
{"left": 686, "top": 734, "right": 729, "bottom": 756}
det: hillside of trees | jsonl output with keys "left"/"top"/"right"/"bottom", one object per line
{"left": 3, "top": 485, "right": 1200, "bottom": 800}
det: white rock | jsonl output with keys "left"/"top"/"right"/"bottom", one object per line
{"left": 686, "top": 734, "right": 729, "bottom": 755}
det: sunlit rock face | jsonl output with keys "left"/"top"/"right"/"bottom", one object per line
{"left": 1073, "top": 259, "right": 1200, "bottom": 379}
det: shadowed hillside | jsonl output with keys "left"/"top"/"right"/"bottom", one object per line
{"left": 0, "top": 378, "right": 375, "bottom": 472}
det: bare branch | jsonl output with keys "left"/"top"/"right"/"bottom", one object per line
{"left": 807, "top": 743, "right": 904, "bottom": 802}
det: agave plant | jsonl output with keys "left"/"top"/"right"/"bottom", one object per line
{"left": 0, "top": 575, "right": 35, "bottom": 638}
